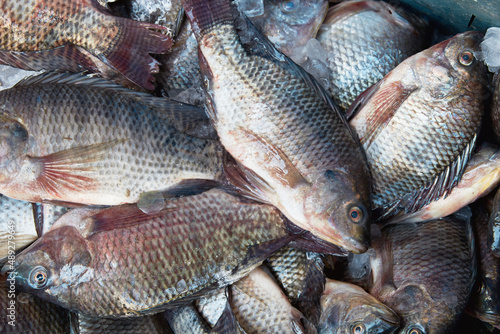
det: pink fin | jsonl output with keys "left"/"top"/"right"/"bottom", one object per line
{"left": 96, "top": 17, "right": 173, "bottom": 90}
{"left": 30, "top": 140, "right": 125, "bottom": 199}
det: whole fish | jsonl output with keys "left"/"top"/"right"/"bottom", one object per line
{"left": 370, "top": 215, "right": 476, "bottom": 333}
{"left": 183, "top": 0, "right": 372, "bottom": 253}
{"left": 316, "top": 0, "right": 429, "bottom": 110}
{"left": 0, "top": 72, "right": 223, "bottom": 206}
{"left": 490, "top": 187, "right": 500, "bottom": 256}
{"left": 5, "top": 188, "right": 295, "bottom": 317}
{"left": 249, "top": 0, "right": 328, "bottom": 58}
{"left": 317, "top": 278, "right": 399, "bottom": 334}
{"left": 266, "top": 246, "right": 324, "bottom": 324}
{"left": 0, "top": 0, "right": 172, "bottom": 90}
{"left": 349, "top": 31, "right": 488, "bottom": 220}
{"left": 0, "top": 275, "right": 71, "bottom": 333}
{"left": 230, "top": 266, "right": 306, "bottom": 334}
{"left": 467, "top": 205, "right": 500, "bottom": 328}
{"left": 387, "top": 143, "right": 500, "bottom": 224}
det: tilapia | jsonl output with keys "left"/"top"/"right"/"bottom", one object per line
{"left": 0, "top": 72, "right": 223, "bottom": 206}
{"left": 0, "top": 195, "right": 69, "bottom": 265}
{"left": 230, "top": 266, "right": 306, "bottom": 334}
{"left": 0, "top": 0, "right": 173, "bottom": 90}
{"left": 370, "top": 215, "right": 476, "bottom": 333}
{"left": 492, "top": 73, "right": 500, "bottom": 141}
{"left": 387, "top": 143, "right": 500, "bottom": 224}
{"left": 349, "top": 31, "right": 489, "bottom": 220}
{"left": 490, "top": 187, "right": 500, "bottom": 256}
{"left": 5, "top": 188, "right": 296, "bottom": 317}
{"left": 317, "top": 278, "right": 399, "bottom": 334}
{"left": 467, "top": 204, "right": 500, "bottom": 328}
{"left": 0, "top": 275, "right": 71, "bottom": 333}
{"left": 164, "top": 305, "right": 212, "bottom": 334}
{"left": 266, "top": 246, "right": 325, "bottom": 324}
{"left": 75, "top": 313, "right": 171, "bottom": 334}
{"left": 183, "top": 0, "right": 371, "bottom": 253}
{"left": 316, "top": 0, "right": 430, "bottom": 110}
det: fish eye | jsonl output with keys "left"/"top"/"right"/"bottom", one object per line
{"left": 29, "top": 266, "right": 48, "bottom": 289}
{"left": 458, "top": 51, "right": 474, "bottom": 66}
{"left": 281, "top": 0, "right": 299, "bottom": 12}
{"left": 348, "top": 205, "right": 365, "bottom": 224}
{"left": 407, "top": 326, "right": 424, "bottom": 334}
{"left": 351, "top": 323, "right": 366, "bottom": 334}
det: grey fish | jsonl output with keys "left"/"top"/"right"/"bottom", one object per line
{"left": 370, "top": 215, "right": 476, "bottom": 333}
{"left": 266, "top": 246, "right": 324, "bottom": 324}
{"left": 316, "top": 0, "right": 430, "bottom": 110}
{"left": 317, "top": 278, "right": 399, "bottom": 334}
{"left": 183, "top": 0, "right": 371, "bottom": 253}
{"left": 0, "top": 72, "right": 223, "bottom": 206}
{"left": 230, "top": 266, "right": 306, "bottom": 334}
{"left": 4, "top": 188, "right": 295, "bottom": 317}
{"left": 164, "top": 305, "right": 212, "bottom": 334}
{"left": 349, "top": 31, "right": 489, "bottom": 220}
{"left": 491, "top": 73, "right": 500, "bottom": 141}
{"left": 75, "top": 312, "right": 171, "bottom": 334}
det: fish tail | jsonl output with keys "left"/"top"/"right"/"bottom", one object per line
{"left": 97, "top": 19, "right": 173, "bottom": 90}
{"left": 183, "top": 0, "right": 235, "bottom": 37}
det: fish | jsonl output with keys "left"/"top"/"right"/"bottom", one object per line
{"left": 230, "top": 266, "right": 306, "bottom": 334}
{"left": 183, "top": 0, "right": 372, "bottom": 253}
{"left": 348, "top": 31, "right": 489, "bottom": 220}
{"left": 0, "top": 275, "right": 71, "bottom": 333}
{"left": 75, "top": 313, "right": 171, "bottom": 334}
{"left": 317, "top": 278, "right": 400, "bottom": 334}
{"left": 386, "top": 143, "right": 500, "bottom": 224}
{"left": 164, "top": 305, "right": 212, "bottom": 334}
{"left": 490, "top": 187, "right": 500, "bottom": 256}
{"left": 248, "top": 0, "right": 328, "bottom": 58}
{"left": 0, "top": 0, "right": 173, "bottom": 90}
{"left": 369, "top": 215, "right": 476, "bottom": 333}
{"left": 265, "top": 246, "right": 325, "bottom": 324}
{"left": 467, "top": 204, "right": 500, "bottom": 328}
{"left": 316, "top": 0, "right": 430, "bottom": 110}
{"left": 0, "top": 72, "right": 224, "bottom": 206}
{"left": 491, "top": 73, "right": 500, "bottom": 141}
{"left": 4, "top": 188, "right": 296, "bottom": 318}
{"left": 0, "top": 195, "right": 69, "bottom": 265}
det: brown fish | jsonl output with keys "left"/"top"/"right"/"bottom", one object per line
{"left": 183, "top": 0, "right": 372, "bottom": 253}
{"left": 0, "top": 0, "right": 172, "bottom": 90}
{"left": 316, "top": 0, "right": 430, "bottom": 110}
{"left": 5, "top": 188, "right": 295, "bottom": 317}
{"left": 370, "top": 215, "right": 476, "bottom": 333}
{"left": 349, "top": 31, "right": 489, "bottom": 220}
{"left": 0, "top": 72, "right": 223, "bottom": 206}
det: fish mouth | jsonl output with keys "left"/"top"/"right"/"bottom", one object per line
{"left": 312, "top": 227, "right": 369, "bottom": 253}
{"left": 469, "top": 309, "right": 500, "bottom": 326}
{"left": 0, "top": 262, "right": 13, "bottom": 276}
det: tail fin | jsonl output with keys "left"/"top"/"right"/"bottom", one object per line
{"left": 97, "top": 18, "right": 173, "bottom": 90}
{"left": 183, "top": 0, "right": 235, "bottom": 38}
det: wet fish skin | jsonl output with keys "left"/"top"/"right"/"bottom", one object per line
{"left": 6, "top": 188, "right": 293, "bottom": 318}
{"left": 0, "top": 72, "right": 223, "bottom": 206}
{"left": 0, "top": 0, "right": 172, "bottom": 90}
{"left": 349, "top": 31, "right": 488, "bottom": 219}
{"left": 387, "top": 143, "right": 500, "bottom": 224}
{"left": 492, "top": 73, "right": 500, "bottom": 141}
{"left": 266, "top": 246, "right": 325, "bottom": 324}
{"left": 230, "top": 266, "right": 306, "bottom": 334}
{"left": 490, "top": 187, "right": 500, "bottom": 256}
{"left": 317, "top": 278, "right": 399, "bottom": 334}
{"left": 76, "top": 312, "right": 171, "bottom": 334}
{"left": 370, "top": 216, "right": 476, "bottom": 334}
{"left": 0, "top": 275, "right": 71, "bottom": 333}
{"left": 249, "top": 0, "right": 328, "bottom": 57}
{"left": 164, "top": 305, "right": 212, "bottom": 334}
{"left": 467, "top": 205, "right": 500, "bottom": 327}
{"left": 316, "top": 0, "right": 430, "bottom": 110}
{"left": 184, "top": 0, "right": 371, "bottom": 253}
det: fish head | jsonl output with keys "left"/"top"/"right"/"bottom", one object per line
{"left": 387, "top": 284, "right": 454, "bottom": 334}
{"left": 468, "top": 274, "right": 500, "bottom": 326}
{"left": 251, "top": 0, "right": 328, "bottom": 55}
{"left": 305, "top": 169, "right": 370, "bottom": 253}
{"left": 318, "top": 280, "right": 399, "bottom": 334}
{"left": 0, "top": 114, "right": 29, "bottom": 183}
{"left": 2, "top": 225, "right": 92, "bottom": 310}
{"left": 417, "top": 31, "right": 488, "bottom": 100}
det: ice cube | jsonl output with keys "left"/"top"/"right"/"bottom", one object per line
{"left": 235, "top": 0, "right": 265, "bottom": 18}
{"left": 480, "top": 27, "right": 500, "bottom": 72}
